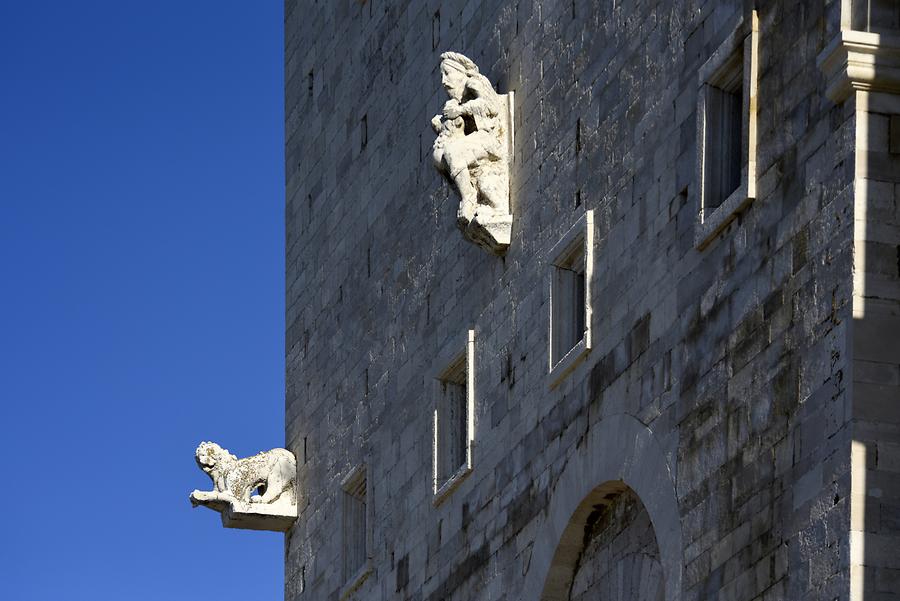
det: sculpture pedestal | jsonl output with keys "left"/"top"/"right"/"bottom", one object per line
{"left": 464, "top": 212, "right": 512, "bottom": 254}
{"left": 220, "top": 499, "right": 297, "bottom": 532}
{"left": 190, "top": 489, "right": 297, "bottom": 532}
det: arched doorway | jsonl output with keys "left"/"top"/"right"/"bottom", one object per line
{"left": 568, "top": 485, "right": 664, "bottom": 600}
{"left": 522, "top": 414, "right": 682, "bottom": 601}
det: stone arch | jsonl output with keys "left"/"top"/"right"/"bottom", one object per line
{"left": 522, "top": 413, "right": 682, "bottom": 601}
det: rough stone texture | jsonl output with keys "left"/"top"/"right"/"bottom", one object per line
{"left": 569, "top": 489, "right": 664, "bottom": 601}
{"left": 281, "top": 1, "right": 896, "bottom": 600}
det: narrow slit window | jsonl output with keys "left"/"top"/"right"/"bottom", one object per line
{"left": 552, "top": 250, "right": 586, "bottom": 362}
{"left": 703, "top": 51, "right": 743, "bottom": 212}
{"left": 433, "top": 330, "right": 475, "bottom": 503}
{"left": 340, "top": 466, "right": 371, "bottom": 596}
{"left": 695, "top": 11, "right": 758, "bottom": 250}
{"left": 548, "top": 211, "right": 593, "bottom": 387}
{"left": 432, "top": 10, "right": 440, "bottom": 50}
{"left": 438, "top": 360, "right": 467, "bottom": 482}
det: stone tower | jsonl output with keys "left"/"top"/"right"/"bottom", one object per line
{"left": 284, "top": 1, "right": 900, "bottom": 599}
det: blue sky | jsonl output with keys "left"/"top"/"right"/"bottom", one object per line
{"left": 0, "top": 3, "right": 286, "bottom": 599}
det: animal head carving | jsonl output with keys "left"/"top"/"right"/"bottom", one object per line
{"left": 194, "top": 441, "right": 236, "bottom": 474}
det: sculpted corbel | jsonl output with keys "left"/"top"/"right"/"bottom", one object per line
{"left": 189, "top": 441, "right": 297, "bottom": 532}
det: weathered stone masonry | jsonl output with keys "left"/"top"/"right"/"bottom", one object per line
{"left": 284, "top": 1, "right": 900, "bottom": 600}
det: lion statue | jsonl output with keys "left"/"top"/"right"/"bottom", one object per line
{"left": 189, "top": 441, "right": 296, "bottom": 510}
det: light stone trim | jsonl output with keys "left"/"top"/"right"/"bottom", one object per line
{"left": 521, "top": 414, "right": 682, "bottom": 601}
{"left": 432, "top": 329, "right": 476, "bottom": 505}
{"left": 695, "top": 10, "right": 760, "bottom": 250}
{"left": 548, "top": 210, "right": 593, "bottom": 388}
{"left": 817, "top": 29, "right": 900, "bottom": 103}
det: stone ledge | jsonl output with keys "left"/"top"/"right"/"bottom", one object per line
{"left": 694, "top": 186, "right": 755, "bottom": 250}
{"left": 433, "top": 463, "right": 473, "bottom": 506}
{"left": 548, "top": 337, "right": 590, "bottom": 389}
{"left": 818, "top": 29, "right": 900, "bottom": 103}
{"left": 463, "top": 210, "right": 512, "bottom": 254}
{"left": 339, "top": 561, "right": 373, "bottom": 600}
{"left": 190, "top": 492, "right": 298, "bottom": 532}
{"left": 220, "top": 499, "right": 298, "bottom": 532}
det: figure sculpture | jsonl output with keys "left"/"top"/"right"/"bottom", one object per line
{"left": 189, "top": 441, "right": 297, "bottom": 531}
{"left": 432, "top": 52, "right": 513, "bottom": 254}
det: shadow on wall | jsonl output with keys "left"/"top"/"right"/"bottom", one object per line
{"left": 560, "top": 484, "right": 664, "bottom": 601}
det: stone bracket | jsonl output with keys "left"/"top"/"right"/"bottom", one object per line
{"left": 189, "top": 441, "right": 298, "bottom": 533}
{"left": 219, "top": 499, "right": 298, "bottom": 532}
{"left": 818, "top": 29, "right": 900, "bottom": 103}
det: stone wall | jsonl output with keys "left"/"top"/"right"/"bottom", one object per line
{"left": 284, "top": 1, "right": 858, "bottom": 600}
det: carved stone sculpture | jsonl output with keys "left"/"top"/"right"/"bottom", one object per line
{"left": 432, "top": 51, "right": 513, "bottom": 254}
{"left": 189, "top": 441, "right": 297, "bottom": 532}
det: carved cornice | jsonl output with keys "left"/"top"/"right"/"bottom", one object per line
{"left": 818, "top": 29, "right": 900, "bottom": 103}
